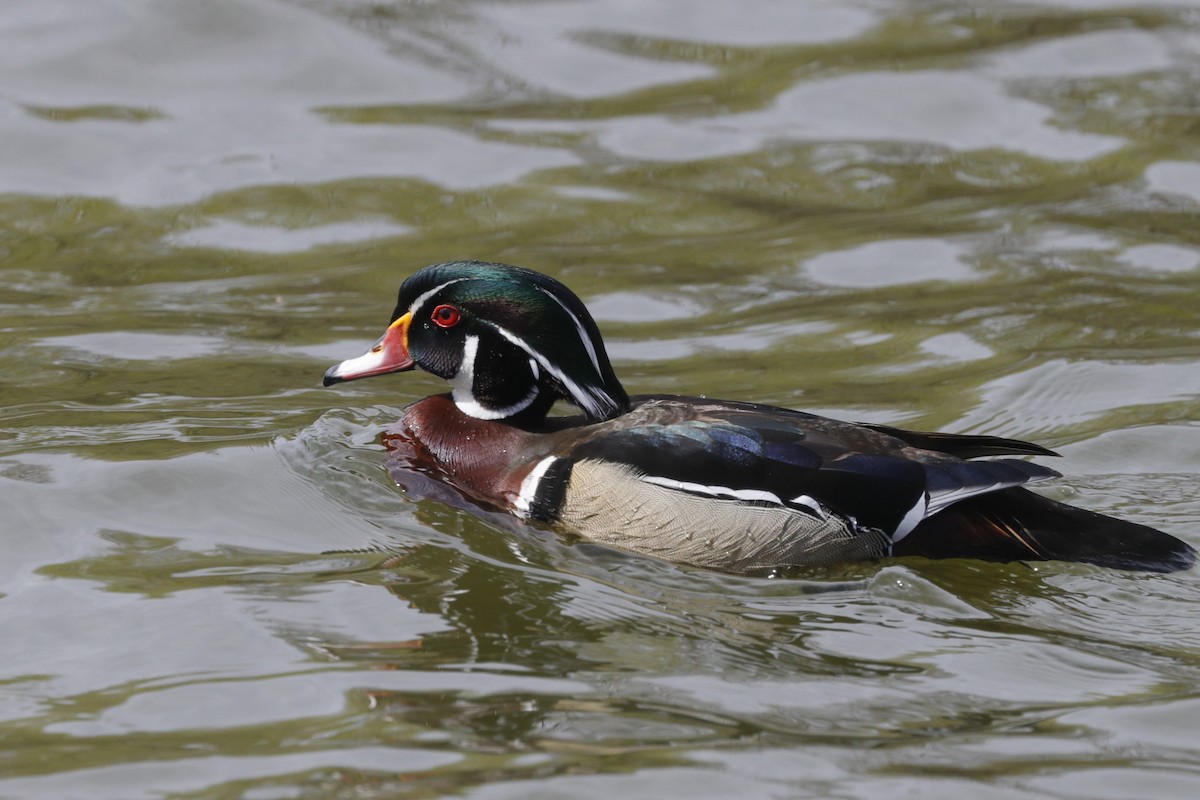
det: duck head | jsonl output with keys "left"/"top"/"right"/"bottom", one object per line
{"left": 324, "top": 261, "right": 630, "bottom": 424}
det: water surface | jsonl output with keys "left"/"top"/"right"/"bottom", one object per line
{"left": 2, "top": 1, "right": 1200, "bottom": 797}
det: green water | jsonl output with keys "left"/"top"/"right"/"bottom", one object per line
{"left": 3, "top": 1, "right": 1200, "bottom": 797}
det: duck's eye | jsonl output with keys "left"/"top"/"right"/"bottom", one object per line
{"left": 431, "top": 304, "right": 461, "bottom": 328}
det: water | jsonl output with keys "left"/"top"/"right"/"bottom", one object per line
{"left": 3, "top": 1, "right": 1200, "bottom": 797}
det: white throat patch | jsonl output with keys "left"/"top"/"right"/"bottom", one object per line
{"left": 451, "top": 334, "right": 539, "bottom": 420}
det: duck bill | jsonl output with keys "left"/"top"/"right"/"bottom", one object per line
{"left": 323, "top": 313, "right": 414, "bottom": 386}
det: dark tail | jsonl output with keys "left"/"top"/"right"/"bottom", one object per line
{"left": 894, "top": 488, "right": 1196, "bottom": 573}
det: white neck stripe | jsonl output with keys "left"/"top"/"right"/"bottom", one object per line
{"left": 455, "top": 392, "right": 538, "bottom": 420}
{"left": 451, "top": 334, "right": 539, "bottom": 420}
{"left": 448, "top": 334, "right": 479, "bottom": 402}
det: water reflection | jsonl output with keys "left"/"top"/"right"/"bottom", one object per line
{"left": 804, "top": 238, "right": 976, "bottom": 288}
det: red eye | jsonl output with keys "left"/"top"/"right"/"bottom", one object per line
{"left": 431, "top": 304, "right": 461, "bottom": 328}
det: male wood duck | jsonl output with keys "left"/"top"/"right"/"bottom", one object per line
{"left": 324, "top": 260, "right": 1195, "bottom": 574}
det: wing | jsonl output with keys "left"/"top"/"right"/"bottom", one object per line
{"left": 569, "top": 398, "right": 1060, "bottom": 541}
{"left": 859, "top": 422, "right": 1061, "bottom": 459}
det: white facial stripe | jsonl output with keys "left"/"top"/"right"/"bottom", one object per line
{"left": 489, "top": 323, "right": 615, "bottom": 419}
{"left": 513, "top": 456, "right": 559, "bottom": 517}
{"left": 451, "top": 334, "right": 538, "bottom": 420}
{"left": 407, "top": 278, "right": 468, "bottom": 317}
{"left": 890, "top": 493, "right": 928, "bottom": 543}
{"left": 641, "top": 475, "right": 785, "bottom": 506}
{"left": 536, "top": 285, "right": 602, "bottom": 377}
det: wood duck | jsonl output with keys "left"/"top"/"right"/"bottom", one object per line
{"left": 324, "top": 260, "right": 1195, "bottom": 574}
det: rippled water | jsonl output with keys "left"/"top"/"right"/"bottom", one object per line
{"left": 3, "top": 1, "right": 1200, "bottom": 797}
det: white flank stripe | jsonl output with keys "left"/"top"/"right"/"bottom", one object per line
{"left": 789, "top": 494, "right": 827, "bottom": 519}
{"left": 536, "top": 285, "right": 602, "bottom": 376}
{"left": 925, "top": 481, "right": 1001, "bottom": 516}
{"left": 642, "top": 475, "right": 785, "bottom": 505}
{"left": 452, "top": 335, "right": 538, "bottom": 419}
{"left": 890, "top": 493, "right": 928, "bottom": 542}
{"left": 513, "top": 456, "right": 559, "bottom": 517}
